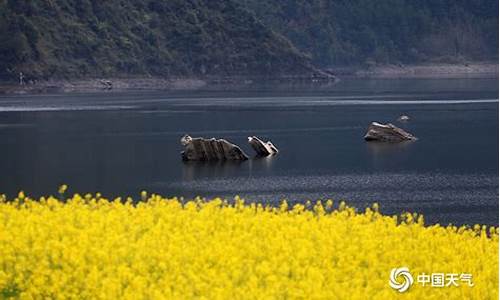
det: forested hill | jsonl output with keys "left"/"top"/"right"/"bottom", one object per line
{"left": 0, "top": 0, "right": 319, "bottom": 80}
{"left": 0, "top": 0, "right": 498, "bottom": 81}
{"left": 241, "top": 0, "right": 498, "bottom": 67}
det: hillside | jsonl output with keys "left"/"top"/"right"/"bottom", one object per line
{"left": 0, "top": 0, "right": 497, "bottom": 82}
{"left": 0, "top": 0, "right": 320, "bottom": 81}
{"left": 240, "top": 0, "right": 498, "bottom": 67}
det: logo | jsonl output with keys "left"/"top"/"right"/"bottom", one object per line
{"left": 389, "top": 267, "right": 414, "bottom": 293}
{"left": 389, "top": 267, "right": 474, "bottom": 293}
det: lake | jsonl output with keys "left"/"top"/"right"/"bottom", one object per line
{"left": 0, "top": 78, "right": 498, "bottom": 225}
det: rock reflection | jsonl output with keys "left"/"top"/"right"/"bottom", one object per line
{"left": 366, "top": 141, "right": 415, "bottom": 168}
{"left": 182, "top": 155, "right": 277, "bottom": 181}
{"left": 249, "top": 155, "right": 275, "bottom": 173}
{"left": 366, "top": 141, "right": 414, "bottom": 154}
{"left": 182, "top": 160, "right": 247, "bottom": 181}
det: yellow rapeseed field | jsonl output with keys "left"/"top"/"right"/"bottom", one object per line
{"left": 0, "top": 191, "right": 497, "bottom": 299}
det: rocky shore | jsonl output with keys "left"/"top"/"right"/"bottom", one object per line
{"left": 0, "top": 62, "right": 497, "bottom": 94}
{"left": 0, "top": 71, "right": 338, "bottom": 95}
{"left": 331, "top": 62, "right": 498, "bottom": 79}
{"left": 0, "top": 78, "right": 209, "bottom": 95}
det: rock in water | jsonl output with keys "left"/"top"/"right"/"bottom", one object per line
{"left": 248, "top": 136, "right": 279, "bottom": 156}
{"left": 180, "top": 135, "right": 249, "bottom": 161}
{"left": 364, "top": 122, "right": 417, "bottom": 142}
{"left": 397, "top": 115, "right": 410, "bottom": 122}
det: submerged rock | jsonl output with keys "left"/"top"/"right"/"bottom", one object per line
{"left": 180, "top": 135, "right": 249, "bottom": 161}
{"left": 364, "top": 122, "right": 417, "bottom": 142}
{"left": 248, "top": 136, "right": 279, "bottom": 156}
{"left": 397, "top": 115, "right": 410, "bottom": 122}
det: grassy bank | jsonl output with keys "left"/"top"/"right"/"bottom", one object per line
{"left": 0, "top": 192, "right": 497, "bottom": 299}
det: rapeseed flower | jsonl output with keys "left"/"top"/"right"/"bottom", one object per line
{"left": 0, "top": 193, "right": 497, "bottom": 299}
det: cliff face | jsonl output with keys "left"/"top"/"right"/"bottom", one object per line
{"left": 0, "top": 0, "right": 318, "bottom": 80}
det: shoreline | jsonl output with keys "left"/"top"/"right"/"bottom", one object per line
{"left": 0, "top": 74, "right": 337, "bottom": 95}
{"left": 0, "top": 78, "right": 210, "bottom": 95}
{"left": 331, "top": 62, "right": 498, "bottom": 79}
{"left": 0, "top": 62, "right": 497, "bottom": 95}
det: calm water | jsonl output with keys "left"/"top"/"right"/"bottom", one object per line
{"left": 0, "top": 78, "right": 498, "bottom": 225}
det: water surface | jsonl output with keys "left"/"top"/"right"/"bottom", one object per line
{"left": 0, "top": 78, "right": 498, "bottom": 225}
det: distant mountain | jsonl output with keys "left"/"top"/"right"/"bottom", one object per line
{"left": 0, "top": 0, "right": 322, "bottom": 80}
{"left": 0, "top": 0, "right": 497, "bottom": 81}
{"left": 240, "top": 0, "right": 498, "bottom": 67}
